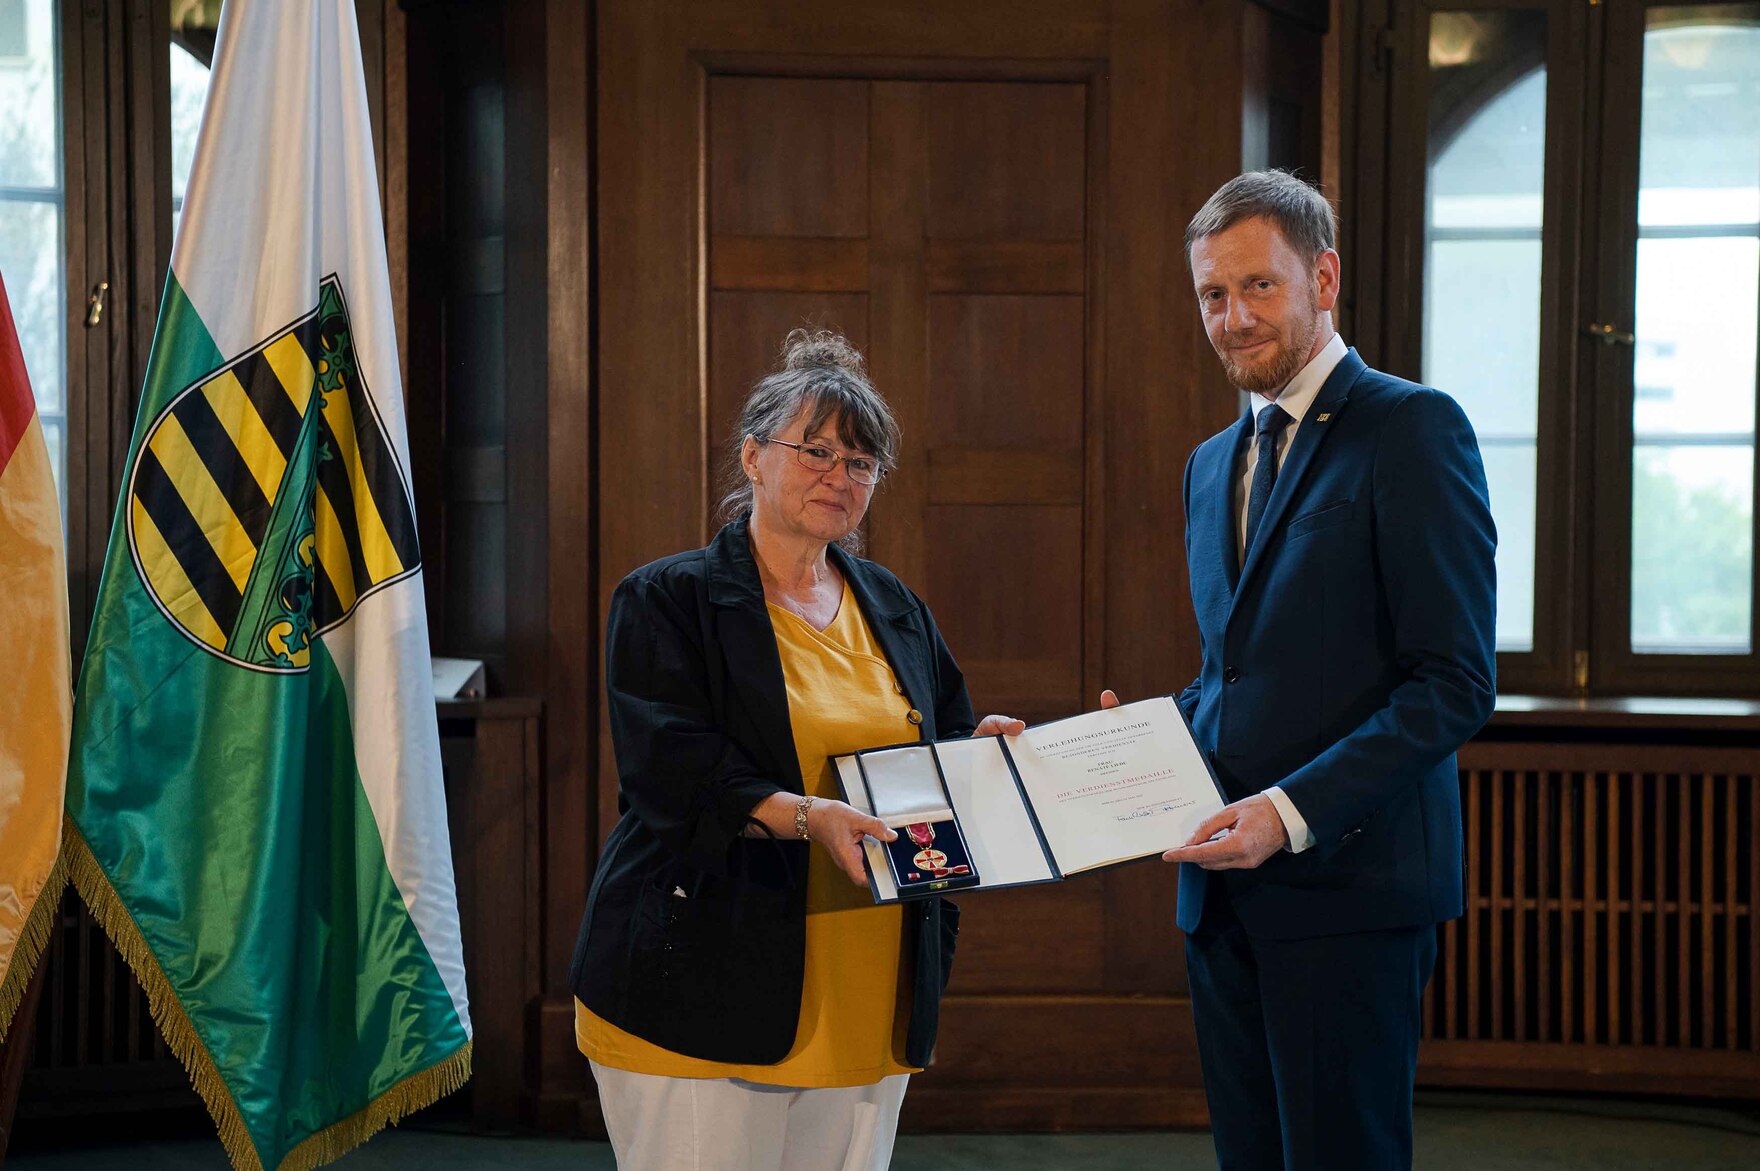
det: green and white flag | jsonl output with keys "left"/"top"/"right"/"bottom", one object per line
{"left": 65, "top": 1, "right": 471, "bottom": 1167}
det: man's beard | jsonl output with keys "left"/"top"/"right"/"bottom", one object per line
{"left": 1218, "top": 304, "right": 1321, "bottom": 393}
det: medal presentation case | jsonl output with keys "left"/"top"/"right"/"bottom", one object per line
{"left": 849, "top": 741, "right": 981, "bottom": 898}
{"left": 834, "top": 696, "right": 1228, "bottom": 905}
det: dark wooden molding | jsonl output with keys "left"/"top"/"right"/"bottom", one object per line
{"left": 1489, "top": 693, "right": 1760, "bottom": 732}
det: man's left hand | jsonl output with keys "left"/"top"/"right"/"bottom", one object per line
{"left": 973, "top": 713, "right": 1026, "bottom": 737}
{"left": 1161, "top": 794, "right": 1288, "bottom": 869}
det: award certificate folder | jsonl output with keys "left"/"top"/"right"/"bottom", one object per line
{"left": 834, "top": 695, "right": 1228, "bottom": 904}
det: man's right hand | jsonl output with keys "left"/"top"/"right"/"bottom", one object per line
{"left": 1099, "top": 689, "right": 1120, "bottom": 710}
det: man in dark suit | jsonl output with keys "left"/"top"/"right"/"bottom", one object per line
{"left": 1160, "top": 170, "right": 1496, "bottom": 1169}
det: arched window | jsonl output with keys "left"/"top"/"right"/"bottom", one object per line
{"left": 1424, "top": 26, "right": 1547, "bottom": 653}
{"left": 1369, "top": 0, "right": 1760, "bottom": 694}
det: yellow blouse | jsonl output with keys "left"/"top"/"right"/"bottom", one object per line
{"left": 576, "top": 580, "right": 923, "bottom": 1087}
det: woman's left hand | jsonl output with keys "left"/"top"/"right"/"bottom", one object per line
{"left": 972, "top": 714, "right": 1025, "bottom": 737}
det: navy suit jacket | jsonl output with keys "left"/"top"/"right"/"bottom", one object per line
{"left": 1176, "top": 349, "right": 1496, "bottom": 940}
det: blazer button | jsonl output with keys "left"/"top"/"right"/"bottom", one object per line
{"left": 1223, "top": 667, "right": 1241, "bottom": 684}
{"left": 906, "top": 709, "right": 923, "bottom": 726}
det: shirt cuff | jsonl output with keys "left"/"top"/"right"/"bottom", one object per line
{"left": 1263, "top": 786, "right": 1317, "bottom": 854}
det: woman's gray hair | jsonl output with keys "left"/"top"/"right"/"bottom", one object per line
{"left": 716, "top": 329, "right": 901, "bottom": 550}
{"left": 1184, "top": 169, "right": 1337, "bottom": 267}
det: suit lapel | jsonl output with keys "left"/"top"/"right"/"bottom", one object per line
{"left": 1233, "top": 349, "right": 1367, "bottom": 602}
{"left": 705, "top": 517, "right": 805, "bottom": 792}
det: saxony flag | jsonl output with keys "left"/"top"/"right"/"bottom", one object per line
{"left": 64, "top": 2, "right": 470, "bottom": 1167}
{"left": 0, "top": 270, "right": 71, "bottom": 1044}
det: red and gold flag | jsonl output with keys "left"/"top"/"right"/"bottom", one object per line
{"left": 0, "top": 269, "right": 71, "bottom": 1041}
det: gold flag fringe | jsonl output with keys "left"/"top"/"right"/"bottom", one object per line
{"left": 274, "top": 1040, "right": 472, "bottom": 1171}
{"left": 62, "top": 819, "right": 473, "bottom": 1171}
{"left": 63, "top": 820, "right": 264, "bottom": 1170}
{"left": 0, "top": 845, "right": 68, "bottom": 1042}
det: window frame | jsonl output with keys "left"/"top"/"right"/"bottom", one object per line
{"left": 1377, "top": 0, "right": 1589, "bottom": 696}
{"left": 1586, "top": 0, "right": 1760, "bottom": 694}
{"left": 1355, "top": 0, "right": 1760, "bottom": 697}
{"left": 56, "top": 0, "right": 173, "bottom": 657}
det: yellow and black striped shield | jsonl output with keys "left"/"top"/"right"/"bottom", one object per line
{"left": 126, "top": 277, "right": 419, "bottom": 673}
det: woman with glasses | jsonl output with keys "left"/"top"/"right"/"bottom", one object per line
{"left": 568, "top": 330, "right": 1021, "bottom": 1170}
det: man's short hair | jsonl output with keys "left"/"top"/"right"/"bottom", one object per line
{"left": 1185, "top": 170, "right": 1337, "bottom": 266}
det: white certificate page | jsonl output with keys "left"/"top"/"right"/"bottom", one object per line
{"left": 1007, "top": 696, "right": 1225, "bottom": 875}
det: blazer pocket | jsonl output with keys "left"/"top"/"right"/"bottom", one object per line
{"left": 1287, "top": 499, "right": 1356, "bottom": 540}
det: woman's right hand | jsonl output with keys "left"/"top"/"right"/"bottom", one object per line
{"left": 809, "top": 798, "right": 896, "bottom": 886}
{"left": 749, "top": 792, "right": 895, "bottom": 886}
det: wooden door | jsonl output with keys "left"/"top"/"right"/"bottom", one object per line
{"left": 706, "top": 76, "right": 1095, "bottom": 724}
{"left": 599, "top": 0, "right": 1244, "bottom": 1127}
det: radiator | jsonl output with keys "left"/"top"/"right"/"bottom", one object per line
{"left": 1422, "top": 742, "right": 1760, "bottom": 1096}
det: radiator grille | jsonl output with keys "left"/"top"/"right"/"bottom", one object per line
{"left": 17, "top": 887, "right": 190, "bottom": 1116}
{"left": 1430, "top": 744, "right": 1757, "bottom": 1055}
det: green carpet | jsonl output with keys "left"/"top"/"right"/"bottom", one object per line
{"left": 8, "top": 1093, "right": 1760, "bottom": 1168}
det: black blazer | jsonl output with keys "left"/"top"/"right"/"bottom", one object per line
{"left": 568, "top": 514, "right": 978, "bottom": 1066}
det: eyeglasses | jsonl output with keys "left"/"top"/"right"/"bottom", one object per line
{"left": 766, "top": 439, "right": 885, "bottom": 486}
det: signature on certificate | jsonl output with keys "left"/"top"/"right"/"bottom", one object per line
{"left": 1115, "top": 800, "right": 1189, "bottom": 822}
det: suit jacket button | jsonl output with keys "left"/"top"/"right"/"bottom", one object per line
{"left": 906, "top": 709, "right": 923, "bottom": 725}
{"left": 1223, "top": 667, "right": 1241, "bottom": 684}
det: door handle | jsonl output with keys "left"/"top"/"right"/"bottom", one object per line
{"left": 1582, "top": 321, "right": 1634, "bottom": 346}
{"left": 85, "top": 281, "right": 109, "bottom": 328}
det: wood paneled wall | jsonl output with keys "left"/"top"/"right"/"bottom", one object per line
{"left": 594, "top": 0, "right": 1263, "bottom": 1129}
{"left": 20, "top": 0, "right": 1760, "bottom": 1139}
{"left": 400, "top": 0, "right": 1332, "bottom": 1132}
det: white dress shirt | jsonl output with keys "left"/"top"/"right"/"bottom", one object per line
{"left": 1231, "top": 332, "right": 1348, "bottom": 854}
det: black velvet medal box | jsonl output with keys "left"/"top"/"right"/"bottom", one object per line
{"left": 880, "top": 815, "right": 979, "bottom": 895}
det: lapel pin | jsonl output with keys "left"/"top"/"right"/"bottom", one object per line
{"left": 1315, "top": 413, "right": 1332, "bottom": 422}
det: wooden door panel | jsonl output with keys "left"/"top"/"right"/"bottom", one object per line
{"left": 711, "top": 238, "right": 870, "bottom": 291}
{"left": 600, "top": 0, "right": 1245, "bottom": 1128}
{"left": 925, "top": 82, "right": 1087, "bottom": 241}
{"left": 927, "top": 294, "right": 1085, "bottom": 448}
{"left": 927, "top": 240, "right": 1086, "bottom": 293}
{"left": 709, "top": 76, "right": 870, "bottom": 238}
{"left": 708, "top": 291, "right": 871, "bottom": 459}
{"left": 946, "top": 883, "right": 1109, "bottom": 993}
{"left": 923, "top": 503, "right": 1083, "bottom": 722}
{"left": 927, "top": 446, "right": 1082, "bottom": 506}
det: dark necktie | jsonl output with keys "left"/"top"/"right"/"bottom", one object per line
{"left": 1244, "top": 403, "right": 1293, "bottom": 555}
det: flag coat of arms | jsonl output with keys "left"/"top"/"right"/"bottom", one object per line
{"left": 0, "top": 270, "right": 72, "bottom": 1043}
{"left": 64, "top": 2, "right": 471, "bottom": 1167}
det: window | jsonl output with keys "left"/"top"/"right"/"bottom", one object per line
{"left": 1358, "top": 0, "right": 1760, "bottom": 696}
{"left": 1423, "top": 12, "right": 1548, "bottom": 653}
{"left": 169, "top": 9, "right": 214, "bottom": 231}
{"left": 1626, "top": 15, "right": 1758, "bottom": 656}
{"left": 0, "top": 0, "right": 64, "bottom": 505}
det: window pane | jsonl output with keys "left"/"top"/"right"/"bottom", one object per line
{"left": 1481, "top": 442, "right": 1537, "bottom": 649}
{"left": 1632, "top": 236, "right": 1756, "bottom": 439}
{"left": 169, "top": 39, "right": 211, "bottom": 228}
{"left": 1632, "top": 446, "right": 1752, "bottom": 653}
{"left": 0, "top": 0, "right": 59, "bottom": 189}
{"left": 0, "top": 198, "right": 62, "bottom": 413}
{"left": 1423, "top": 10, "right": 1548, "bottom": 653}
{"left": 169, "top": 3, "right": 217, "bottom": 235}
{"left": 1630, "top": 9, "right": 1760, "bottom": 655}
{"left": 39, "top": 412, "right": 60, "bottom": 497}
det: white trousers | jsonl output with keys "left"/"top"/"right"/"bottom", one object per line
{"left": 589, "top": 1060, "right": 909, "bottom": 1171}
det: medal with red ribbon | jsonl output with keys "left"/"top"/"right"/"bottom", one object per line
{"left": 906, "top": 821, "right": 946, "bottom": 870}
